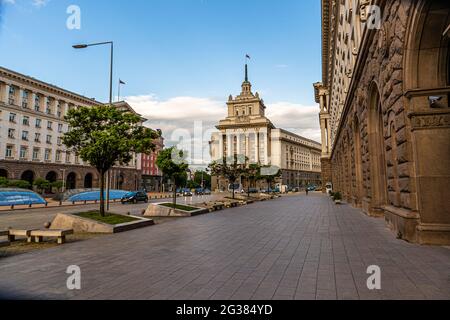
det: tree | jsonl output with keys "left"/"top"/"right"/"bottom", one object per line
{"left": 63, "top": 105, "right": 158, "bottom": 216}
{"left": 8, "top": 180, "right": 31, "bottom": 189}
{"left": 51, "top": 181, "right": 64, "bottom": 194}
{"left": 33, "top": 178, "right": 51, "bottom": 194}
{"left": 209, "top": 155, "right": 246, "bottom": 199}
{"left": 242, "top": 163, "right": 262, "bottom": 197}
{"left": 156, "top": 147, "right": 189, "bottom": 208}
{"left": 0, "top": 177, "right": 8, "bottom": 187}
{"left": 193, "top": 170, "right": 211, "bottom": 189}
{"left": 261, "top": 165, "right": 282, "bottom": 193}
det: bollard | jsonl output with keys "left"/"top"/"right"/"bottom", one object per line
{"left": 29, "top": 203, "right": 32, "bottom": 208}
{"left": 59, "top": 201, "right": 62, "bottom": 206}
{"left": 72, "top": 201, "right": 75, "bottom": 205}
{"left": 11, "top": 204, "right": 14, "bottom": 210}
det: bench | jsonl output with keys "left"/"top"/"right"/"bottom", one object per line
{"left": 8, "top": 229, "right": 38, "bottom": 243}
{"left": 0, "top": 230, "right": 10, "bottom": 248}
{"left": 29, "top": 229, "right": 74, "bottom": 244}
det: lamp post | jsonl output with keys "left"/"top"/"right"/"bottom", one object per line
{"left": 73, "top": 41, "right": 114, "bottom": 211}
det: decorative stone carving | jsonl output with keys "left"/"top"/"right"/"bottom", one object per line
{"left": 410, "top": 113, "right": 450, "bottom": 130}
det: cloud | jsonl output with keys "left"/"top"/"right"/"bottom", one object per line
{"left": 125, "top": 94, "right": 321, "bottom": 166}
{"left": 32, "top": 0, "right": 49, "bottom": 8}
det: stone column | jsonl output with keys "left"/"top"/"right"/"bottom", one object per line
{"left": 237, "top": 132, "right": 241, "bottom": 156}
{"left": 17, "top": 88, "right": 23, "bottom": 108}
{"left": 2, "top": 83, "right": 9, "bottom": 104}
{"left": 255, "top": 132, "right": 260, "bottom": 163}
{"left": 227, "top": 133, "right": 232, "bottom": 158}
{"left": 219, "top": 134, "right": 224, "bottom": 159}
{"left": 327, "top": 119, "right": 332, "bottom": 153}
{"left": 320, "top": 118, "right": 327, "bottom": 154}
{"left": 245, "top": 134, "right": 250, "bottom": 160}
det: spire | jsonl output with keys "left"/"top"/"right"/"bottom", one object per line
{"left": 245, "top": 64, "right": 248, "bottom": 82}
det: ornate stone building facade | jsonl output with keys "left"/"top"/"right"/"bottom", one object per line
{"left": 314, "top": 0, "right": 450, "bottom": 245}
{"left": 211, "top": 65, "right": 322, "bottom": 191}
{"left": 0, "top": 67, "right": 142, "bottom": 192}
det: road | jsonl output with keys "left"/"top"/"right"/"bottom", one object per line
{"left": 0, "top": 193, "right": 449, "bottom": 300}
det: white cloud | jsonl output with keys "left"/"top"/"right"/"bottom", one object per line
{"left": 125, "top": 94, "right": 321, "bottom": 166}
{"left": 32, "top": 0, "right": 49, "bottom": 8}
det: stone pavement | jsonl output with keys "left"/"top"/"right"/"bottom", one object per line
{"left": 0, "top": 193, "right": 449, "bottom": 300}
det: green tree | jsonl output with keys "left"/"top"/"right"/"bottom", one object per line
{"left": 8, "top": 180, "right": 31, "bottom": 189}
{"left": 209, "top": 155, "right": 246, "bottom": 199}
{"left": 156, "top": 147, "right": 189, "bottom": 207}
{"left": 261, "top": 165, "right": 282, "bottom": 193}
{"left": 33, "top": 178, "right": 51, "bottom": 194}
{"left": 242, "top": 163, "right": 263, "bottom": 197}
{"left": 63, "top": 105, "right": 158, "bottom": 216}
{"left": 193, "top": 170, "right": 211, "bottom": 189}
{"left": 51, "top": 181, "right": 64, "bottom": 194}
{"left": 0, "top": 177, "right": 8, "bottom": 187}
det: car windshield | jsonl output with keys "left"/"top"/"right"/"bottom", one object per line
{"left": 124, "top": 192, "right": 136, "bottom": 197}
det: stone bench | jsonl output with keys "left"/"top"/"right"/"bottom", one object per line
{"left": 0, "top": 230, "right": 10, "bottom": 247}
{"left": 30, "top": 229, "right": 74, "bottom": 244}
{"left": 8, "top": 229, "right": 38, "bottom": 243}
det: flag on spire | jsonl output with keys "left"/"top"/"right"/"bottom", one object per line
{"left": 119, "top": 79, "right": 126, "bottom": 85}
{"left": 246, "top": 54, "right": 251, "bottom": 59}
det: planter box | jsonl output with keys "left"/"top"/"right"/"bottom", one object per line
{"left": 51, "top": 213, "right": 154, "bottom": 234}
{"left": 144, "top": 203, "right": 209, "bottom": 217}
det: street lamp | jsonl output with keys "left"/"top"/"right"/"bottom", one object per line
{"left": 73, "top": 41, "right": 114, "bottom": 211}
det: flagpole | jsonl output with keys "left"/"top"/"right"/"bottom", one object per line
{"left": 118, "top": 80, "right": 121, "bottom": 102}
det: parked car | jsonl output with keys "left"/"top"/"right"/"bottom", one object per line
{"left": 182, "top": 188, "right": 193, "bottom": 197}
{"left": 121, "top": 191, "right": 148, "bottom": 204}
{"left": 307, "top": 186, "right": 317, "bottom": 192}
{"left": 248, "top": 188, "right": 259, "bottom": 194}
{"left": 195, "top": 188, "right": 205, "bottom": 195}
{"left": 203, "top": 189, "right": 212, "bottom": 195}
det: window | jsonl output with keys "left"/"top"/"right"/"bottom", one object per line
{"left": 75, "top": 154, "right": 79, "bottom": 164}
{"left": 55, "top": 150, "right": 61, "bottom": 162}
{"left": 58, "top": 123, "right": 63, "bottom": 133}
{"left": 47, "top": 121, "right": 53, "bottom": 130}
{"left": 8, "top": 129, "right": 15, "bottom": 139}
{"left": 57, "top": 137, "right": 62, "bottom": 146}
{"left": 34, "top": 95, "right": 41, "bottom": 111}
{"left": 5, "top": 145, "right": 13, "bottom": 158}
{"left": 44, "top": 149, "right": 51, "bottom": 161}
{"left": 35, "top": 118, "right": 42, "bottom": 128}
{"left": 22, "top": 91, "right": 29, "bottom": 108}
{"left": 22, "top": 131, "right": 29, "bottom": 141}
{"left": 9, "top": 113, "right": 16, "bottom": 123}
{"left": 22, "top": 116, "right": 30, "bottom": 126}
{"left": 46, "top": 98, "right": 53, "bottom": 114}
{"left": 32, "top": 148, "right": 40, "bottom": 160}
{"left": 19, "top": 146, "right": 27, "bottom": 159}
{"left": 8, "top": 86, "right": 15, "bottom": 105}
{"left": 35, "top": 133, "right": 41, "bottom": 143}
{"left": 46, "top": 135, "right": 52, "bottom": 144}
{"left": 65, "top": 152, "right": 71, "bottom": 163}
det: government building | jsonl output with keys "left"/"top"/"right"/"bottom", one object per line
{"left": 314, "top": 1, "right": 450, "bottom": 244}
{"left": 211, "top": 65, "right": 322, "bottom": 190}
{"left": 0, "top": 66, "right": 143, "bottom": 192}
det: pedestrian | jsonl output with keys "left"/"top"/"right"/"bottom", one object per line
{"left": 306, "top": 188, "right": 309, "bottom": 196}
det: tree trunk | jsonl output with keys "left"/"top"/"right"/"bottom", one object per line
{"left": 232, "top": 181, "right": 235, "bottom": 199}
{"left": 173, "top": 185, "right": 177, "bottom": 208}
{"left": 99, "top": 170, "right": 106, "bottom": 217}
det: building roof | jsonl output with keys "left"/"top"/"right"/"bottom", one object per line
{"left": 0, "top": 66, "right": 101, "bottom": 105}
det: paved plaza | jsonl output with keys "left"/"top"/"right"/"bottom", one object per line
{"left": 0, "top": 193, "right": 449, "bottom": 300}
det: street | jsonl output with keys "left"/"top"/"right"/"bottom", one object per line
{"left": 0, "top": 193, "right": 449, "bottom": 300}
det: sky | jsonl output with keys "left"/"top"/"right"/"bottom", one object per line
{"left": 0, "top": 0, "right": 322, "bottom": 166}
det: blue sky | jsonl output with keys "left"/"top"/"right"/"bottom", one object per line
{"left": 0, "top": 0, "right": 322, "bottom": 162}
